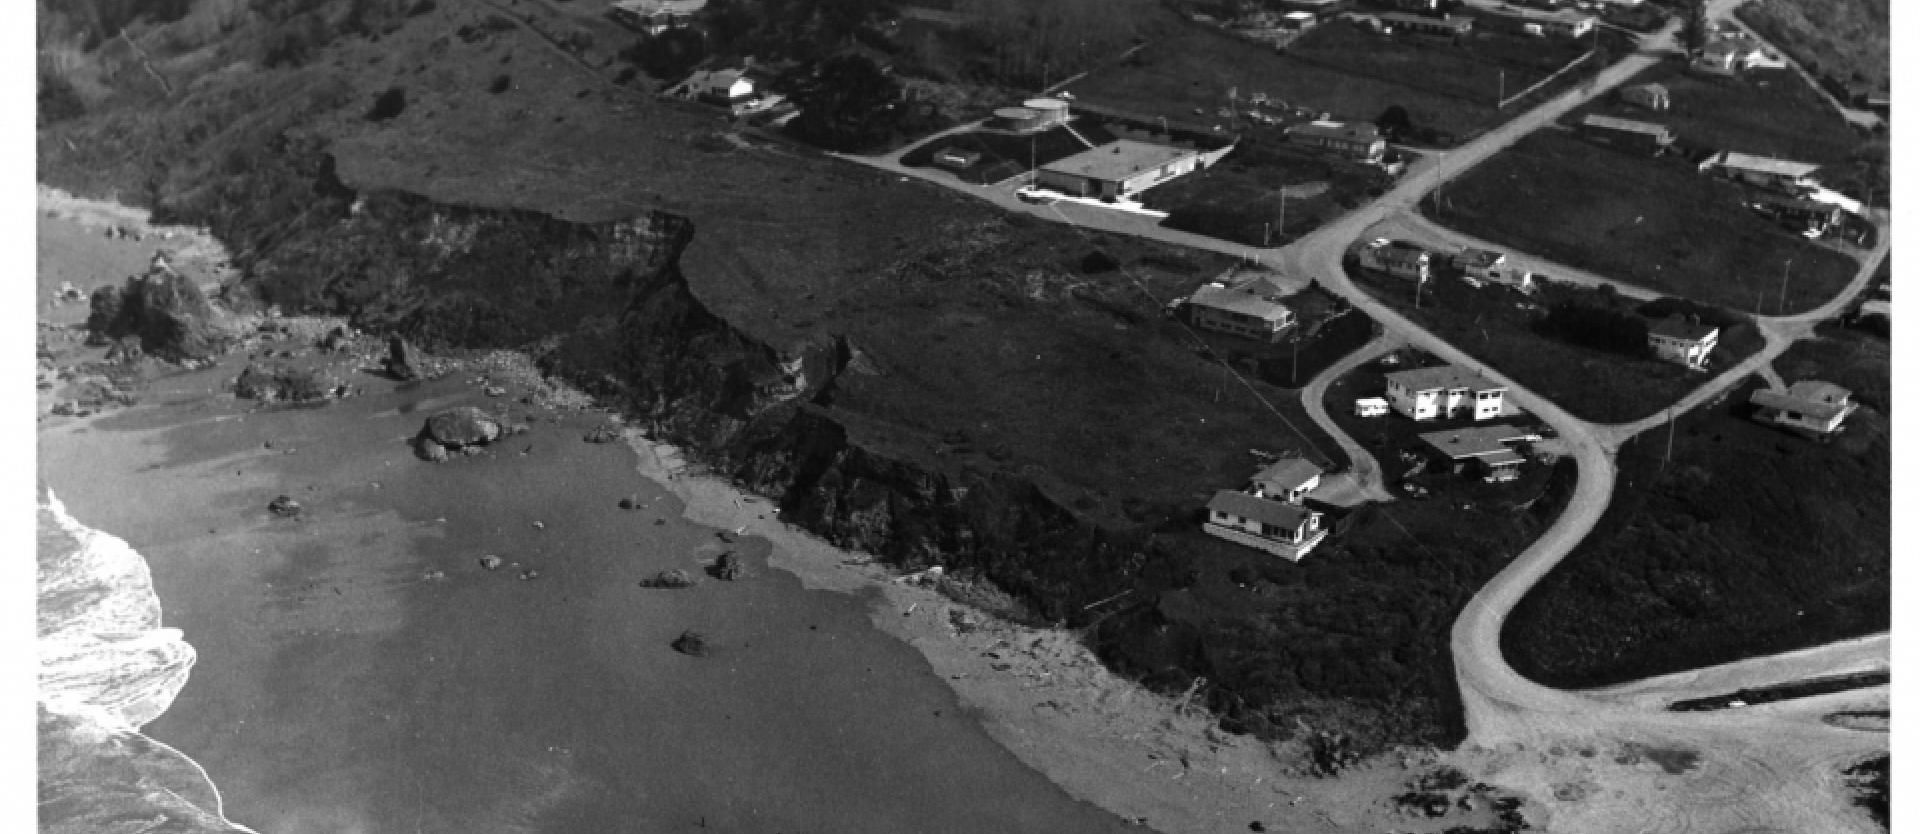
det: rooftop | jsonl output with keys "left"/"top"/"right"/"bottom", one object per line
{"left": 1751, "top": 381, "right": 1855, "bottom": 422}
{"left": 1714, "top": 152, "right": 1821, "bottom": 179}
{"left": 1418, "top": 424, "right": 1533, "bottom": 458}
{"left": 1287, "top": 120, "right": 1383, "bottom": 143}
{"left": 1189, "top": 275, "right": 1295, "bottom": 322}
{"left": 1626, "top": 82, "right": 1669, "bottom": 95}
{"left": 613, "top": 0, "right": 707, "bottom": 15}
{"left": 1385, "top": 364, "right": 1504, "bottom": 393}
{"left": 1492, "top": 6, "right": 1596, "bottom": 24}
{"left": 1453, "top": 248, "right": 1506, "bottom": 268}
{"left": 1379, "top": 11, "right": 1474, "bottom": 29}
{"left": 1253, "top": 457, "right": 1324, "bottom": 490}
{"left": 1207, "top": 490, "right": 1318, "bottom": 529}
{"left": 1648, "top": 315, "right": 1719, "bottom": 341}
{"left": 1581, "top": 114, "right": 1673, "bottom": 137}
{"left": 1040, "top": 140, "right": 1203, "bottom": 184}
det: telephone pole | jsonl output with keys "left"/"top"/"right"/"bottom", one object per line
{"left": 1661, "top": 405, "right": 1674, "bottom": 471}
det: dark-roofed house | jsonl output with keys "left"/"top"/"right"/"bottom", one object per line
{"left": 1578, "top": 114, "right": 1676, "bottom": 154}
{"left": 1186, "top": 273, "right": 1297, "bottom": 342}
{"left": 1647, "top": 315, "right": 1719, "bottom": 369}
{"left": 1378, "top": 12, "right": 1475, "bottom": 39}
{"left": 1749, "top": 192, "right": 1844, "bottom": 235}
{"left": 1285, "top": 120, "right": 1387, "bottom": 162}
{"left": 1036, "top": 140, "right": 1208, "bottom": 200}
{"left": 1620, "top": 83, "right": 1670, "bottom": 111}
{"left": 1358, "top": 238, "right": 1432, "bottom": 282}
{"left": 1249, "top": 457, "right": 1323, "bottom": 504}
{"left": 1417, "top": 424, "right": 1535, "bottom": 482}
{"left": 1450, "top": 248, "right": 1509, "bottom": 282}
{"left": 1383, "top": 365, "right": 1508, "bottom": 421}
{"left": 1749, "top": 381, "right": 1859, "bottom": 436}
{"left": 1204, "top": 490, "right": 1329, "bottom": 560}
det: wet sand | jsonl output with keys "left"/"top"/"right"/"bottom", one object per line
{"left": 39, "top": 361, "right": 1141, "bottom": 833}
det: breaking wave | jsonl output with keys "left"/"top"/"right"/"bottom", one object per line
{"left": 37, "top": 489, "right": 259, "bottom": 834}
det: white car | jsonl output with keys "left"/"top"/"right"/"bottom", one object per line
{"left": 1016, "top": 187, "right": 1055, "bottom": 204}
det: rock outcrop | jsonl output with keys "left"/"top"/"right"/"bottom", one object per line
{"left": 416, "top": 407, "right": 503, "bottom": 461}
{"left": 85, "top": 253, "right": 231, "bottom": 361}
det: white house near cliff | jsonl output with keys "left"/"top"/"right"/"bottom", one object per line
{"left": 1204, "top": 490, "right": 1328, "bottom": 561}
{"left": 1382, "top": 365, "right": 1508, "bottom": 421}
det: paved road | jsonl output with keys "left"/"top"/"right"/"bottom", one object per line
{"left": 830, "top": 12, "right": 1889, "bottom": 829}
{"left": 1296, "top": 334, "right": 1401, "bottom": 505}
{"left": 1369, "top": 212, "right": 1663, "bottom": 302}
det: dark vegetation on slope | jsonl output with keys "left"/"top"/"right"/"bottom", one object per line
{"left": 37, "top": 0, "right": 1580, "bottom": 757}
{"left": 1502, "top": 323, "right": 1889, "bottom": 688}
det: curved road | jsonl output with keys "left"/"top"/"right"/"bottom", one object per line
{"left": 1297, "top": 334, "right": 1401, "bottom": 504}
{"left": 833, "top": 9, "right": 1889, "bottom": 830}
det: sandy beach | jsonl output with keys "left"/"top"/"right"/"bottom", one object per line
{"left": 35, "top": 200, "right": 1493, "bottom": 834}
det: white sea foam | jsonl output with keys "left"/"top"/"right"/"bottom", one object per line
{"left": 37, "top": 489, "right": 260, "bottom": 834}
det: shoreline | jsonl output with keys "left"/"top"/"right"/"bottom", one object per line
{"left": 624, "top": 431, "right": 1433, "bottom": 834}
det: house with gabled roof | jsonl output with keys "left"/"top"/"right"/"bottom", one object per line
{"left": 1204, "top": 490, "right": 1329, "bottom": 560}
{"left": 1248, "top": 457, "right": 1323, "bottom": 504}
{"left": 1285, "top": 120, "right": 1387, "bottom": 162}
{"left": 1358, "top": 238, "right": 1432, "bottom": 282}
{"left": 1647, "top": 315, "right": 1719, "bottom": 369}
{"left": 1383, "top": 365, "right": 1508, "bottom": 421}
{"left": 1749, "top": 381, "right": 1859, "bottom": 436}
{"left": 1186, "top": 272, "right": 1297, "bottom": 342}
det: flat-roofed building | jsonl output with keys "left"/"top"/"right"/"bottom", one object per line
{"left": 1186, "top": 274, "right": 1298, "bottom": 342}
{"left": 1577, "top": 114, "right": 1677, "bottom": 154}
{"left": 1035, "top": 140, "right": 1207, "bottom": 200}
{"left": 1383, "top": 365, "right": 1508, "bottom": 421}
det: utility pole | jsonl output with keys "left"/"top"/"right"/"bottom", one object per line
{"left": 1661, "top": 405, "right": 1674, "bottom": 472}
{"left": 1779, "top": 253, "right": 1796, "bottom": 315}
{"left": 1278, "top": 188, "right": 1287, "bottom": 242}
{"left": 1498, "top": 69, "right": 1505, "bottom": 108}
{"left": 1263, "top": 222, "right": 1271, "bottom": 248}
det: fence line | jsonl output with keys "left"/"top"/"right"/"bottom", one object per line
{"left": 1498, "top": 49, "right": 1595, "bottom": 109}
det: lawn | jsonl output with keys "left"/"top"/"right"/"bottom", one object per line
{"left": 1736, "top": 0, "right": 1889, "bottom": 93}
{"left": 1142, "top": 136, "right": 1393, "bottom": 247}
{"left": 1501, "top": 322, "right": 1889, "bottom": 688}
{"left": 1286, "top": 17, "right": 1600, "bottom": 109}
{"left": 1344, "top": 261, "right": 1766, "bottom": 424}
{"left": 1423, "top": 129, "right": 1861, "bottom": 315}
{"left": 1068, "top": 7, "right": 1611, "bottom": 145}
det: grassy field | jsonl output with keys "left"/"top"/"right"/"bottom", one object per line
{"left": 1286, "top": 17, "right": 1597, "bottom": 109}
{"left": 1067, "top": 7, "right": 1606, "bottom": 145}
{"left": 1575, "top": 59, "right": 1865, "bottom": 164}
{"left": 1142, "top": 136, "right": 1391, "bottom": 247}
{"left": 1735, "top": 0, "right": 1889, "bottom": 92}
{"left": 1502, "top": 322, "right": 1889, "bottom": 688}
{"left": 1344, "top": 264, "right": 1765, "bottom": 424}
{"left": 1423, "top": 129, "right": 1861, "bottom": 315}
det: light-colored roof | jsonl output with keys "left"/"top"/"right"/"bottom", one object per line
{"left": 1495, "top": 6, "right": 1595, "bottom": 25}
{"left": 995, "top": 106, "right": 1040, "bottom": 120}
{"left": 1580, "top": 114, "right": 1673, "bottom": 138}
{"left": 1647, "top": 316, "right": 1719, "bottom": 341}
{"left": 1750, "top": 382, "right": 1854, "bottom": 422}
{"left": 1355, "top": 396, "right": 1389, "bottom": 406}
{"left": 1418, "top": 424, "right": 1532, "bottom": 458}
{"left": 1207, "top": 490, "right": 1318, "bottom": 528}
{"left": 1368, "top": 240, "right": 1430, "bottom": 265}
{"left": 1283, "top": 11, "right": 1316, "bottom": 20}
{"left": 613, "top": 0, "right": 706, "bottom": 15}
{"left": 1041, "top": 140, "right": 1202, "bottom": 183}
{"left": 1385, "top": 364, "right": 1504, "bottom": 393}
{"left": 1715, "top": 152, "right": 1820, "bottom": 179}
{"left": 1379, "top": 11, "right": 1473, "bottom": 29}
{"left": 1287, "top": 120, "right": 1383, "bottom": 143}
{"left": 1024, "top": 97, "right": 1069, "bottom": 111}
{"left": 1189, "top": 277, "right": 1294, "bottom": 322}
{"left": 1253, "top": 457, "right": 1323, "bottom": 490}
{"left": 1626, "top": 82, "right": 1669, "bottom": 96}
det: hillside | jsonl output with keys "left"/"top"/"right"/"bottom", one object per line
{"left": 1736, "top": 0, "right": 1889, "bottom": 93}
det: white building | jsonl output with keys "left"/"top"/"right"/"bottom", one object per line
{"left": 1646, "top": 315, "right": 1720, "bottom": 369}
{"left": 1383, "top": 365, "right": 1508, "bottom": 421}
{"left": 1204, "top": 490, "right": 1328, "bottom": 561}
{"left": 1185, "top": 273, "right": 1297, "bottom": 342}
{"left": 1035, "top": 140, "right": 1211, "bottom": 201}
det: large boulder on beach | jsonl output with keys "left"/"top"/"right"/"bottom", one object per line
{"left": 641, "top": 569, "right": 697, "bottom": 589}
{"left": 384, "top": 334, "right": 420, "bottom": 380}
{"left": 671, "top": 630, "right": 711, "bottom": 657}
{"left": 711, "top": 552, "right": 744, "bottom": 581}
{"left": 85, "top": 255, "right": 230, "bottom": 361}
{"left": 425, "top": 407, "right": 502, "bottom": 447}
{"left": 234, "top": 362, "right": 333, "bottom": 402}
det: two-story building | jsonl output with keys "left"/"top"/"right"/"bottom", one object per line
{"left": 1186, "top": 274, "right": 1298, "bottom": 342}
{"left": 1451, "top": 248, "right": 1516, "bottom": 283}
{"left": 1383, "top": 365, "right": 1508, "bottom": 421}
{"left": 1248, "top": 457, "right": 1323, "bottom": 503}
{"left": 1416, "top": 424, "right": 1534, "bottom": 482}
{"left": 1358, "top": 238, "right": 1432, "bottom": 282}
{"left": 1284, "top": 120, "right": 1387, "bottom": 162}
{"left": 1646, "top": 315, "right": 1719, "bottom": 369}
{"left": 1749, "top": 381, "right": 1859, "bottom": 437}
{"left": 1204, "top": 490, "right": 1329, "bottom": 561}
{"left": 1577, "top": 114, "right": 1677, "bottom": 155}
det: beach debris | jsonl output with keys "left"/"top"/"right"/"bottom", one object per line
{"left": 641, "top": 569, "right": 698, "bottom": 589}
{"left": 483, "top": 385, "right": 507, "bottom": 397}
{"left": 422, "top": 570, "right": 447, "bottom": 582}
{"left": 670, "top": 630, "right": 711, "bottom": 657}
{"left": 267, "top": 495, "right": 302, "bottom": 517}
{"left": 717, "top": 529, "right": 738, "bottom": 544}
{"left": 479, "top": 555, "right": 505, "bottom": 571}
{"left": 618, "top": 496, "right": 639, "bottom": 510}
{"left": 901, "top": 565, "right": 944, "bottom": 587}
{"left": 518, "top": 568, "right": 541, "bottom": 581}
{"left": 710, "top": 552, "right": 745, "bottom": 581}
{"left": 531, "top": 521, "right": 546, "bottom": 530}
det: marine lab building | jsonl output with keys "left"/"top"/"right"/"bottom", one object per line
{"left": 1035, "top": 140, "right": 1207, "bottom": 201}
